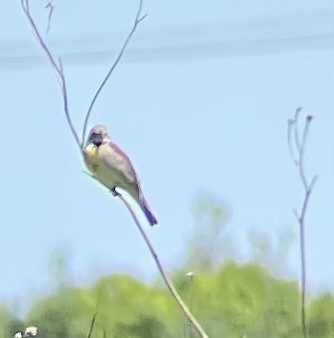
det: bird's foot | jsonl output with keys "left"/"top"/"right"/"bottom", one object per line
{"left": 110, "top": 187, "right": 120, "bottom": 197}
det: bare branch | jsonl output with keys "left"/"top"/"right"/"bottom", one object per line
{"left": 117, "top": 192, "right": 209, "bottom": 338}
{"left": 45, "top": 1, "right": 56, "bottom": 36}
{"left": 299, "top": 175, "right": 318, "bottom": 226}
{"left": 82, "top": 170, "right": 96, "bottom": 179}
{"left": 299, "top": 119, "right": 311, "bottom": 191}
{"left": 24, "top": 0, "right": 30, "bottom": 13}
{"left": 58, "top": 57, "right": 63, "bottom": 72}
{"left": 84, "top": 173, "right": 209, "bottom": 338}
{"left": 137, "top": 13, "right": 148, "bottom": 24}
{"left": 309, "top": 175, "right": 318, "bottom": 192}
{"left": 294, "top": 107, "right": 302, "bottom": 152}
{"left": 20, "top": 0, "right": 81, "bottom": 150}
{"left": 287, "top": 119, "right": 299, "bottom": 165}
{"left": 287, "top": 108, "right": 318, "bottom": 338}
{"left": 81, "top": 0, "right": 148, "bottom": 147}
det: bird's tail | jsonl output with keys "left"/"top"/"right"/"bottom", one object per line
{"left": 139, "top": 195, "right": 158, "bottom": 226}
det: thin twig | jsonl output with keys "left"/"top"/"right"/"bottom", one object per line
{"left": 294, "top": 107, "right": 302, "bottom": 152}
{"left": 84, "top": 173, "right": 209, "bottom": 338}
{"left": 287, "top": 108, "right": 318, "bottom": 338}
{"left": 287, "top": 119, "right": 298, "bottom": 166}
{"left": 81, "top": 0, "right": 148, "bottom": 147}
{"left": 45, "top": 1, "right": 56, "bottom": 36}
{"left": 185, "top": 273, "right": 195, "bottom": 338}
{"left": 299, "top": 120, "right": 311, "bottom": 191}
{"left": 20, "top": 0, "right": 81, "bottom": 150}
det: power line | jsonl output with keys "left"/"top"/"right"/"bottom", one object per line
{"left": 1, "top": 34, "right": 333, "bottom": 70}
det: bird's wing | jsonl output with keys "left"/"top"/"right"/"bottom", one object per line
{"left": 102, "top": 141, "right": 141, "bottom": 186}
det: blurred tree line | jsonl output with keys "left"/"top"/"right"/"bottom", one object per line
{"left": 1, "top": 196, "right": 333, "bottom": 338}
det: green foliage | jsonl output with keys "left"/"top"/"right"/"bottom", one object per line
{"left": 0, "top": 197, "right": 331, "bottom": 338}
{"left": 0, "top": 264, "right": 329, "bottom": 338}
{"left": 309, "top": 293, "right": 334, "bottom": 338}
{"left": 186, "top": 193, "right": 230, "bottom": 271}
{"left": 0, "top": 307, "right": 24, "bottom": 338}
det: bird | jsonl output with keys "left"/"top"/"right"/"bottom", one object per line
{"left": 83, "top": 124, "right": 158, "bottom": 226}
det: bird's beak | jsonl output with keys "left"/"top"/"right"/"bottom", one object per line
{"left": 89, "top": 132, "right": 103, "bottom": 147}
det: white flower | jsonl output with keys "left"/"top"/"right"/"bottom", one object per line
{"left": 24, "top": 326, "right": 38, "bottom": 337}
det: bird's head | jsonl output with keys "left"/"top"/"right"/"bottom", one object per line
{"left": 87, "top": 124, "right": 109, "bottom": 147}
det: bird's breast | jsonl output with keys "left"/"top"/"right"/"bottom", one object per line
{"left": 84, "top": 144, "right": 121, "bottom": 190}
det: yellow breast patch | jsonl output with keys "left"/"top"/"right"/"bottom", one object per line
{"left": 84, "top": 144, "right": 101, "bottom": 173}
{"left": 85, "top": 144, "right": 98, "bottom": 157}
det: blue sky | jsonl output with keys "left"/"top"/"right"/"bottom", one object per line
{"left": 1, "top": 0, "right": 333, "bottom": 313}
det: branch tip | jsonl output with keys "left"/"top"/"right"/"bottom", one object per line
{"left": 137, "top": 13, "right": 148, "bottom": 24}
{"left": 81, "top": 0, "right": 148, "bottom": 147}
{"left": 20, "top": 0, "right": 81, "bottom": 150}
{"left": 306, "top": 114, "right": 314, "bottom": 123}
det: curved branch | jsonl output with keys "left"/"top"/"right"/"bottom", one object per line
{"left": 20, "top": 0, "right": 81, "bottom": 150}
{"left": 294, "top": 107, "right": 302, "bottom": 152}
{"left": 81, "top": 0, "right": 148, "bottom": 147}
{"left": 116, "top": 192, "right": 209, "bottom": 338}
{"left": 299, "top": 121, "right": 311, "bottom": 191}
{"left": 83, "top": 171, "right": 208, "bottom": 338}
{"left": 287, "top": 119, "right": 298, "bottom": 166}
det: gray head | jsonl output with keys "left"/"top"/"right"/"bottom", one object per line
{"left": 87, "top": 124, "right": 109, "bottom": 147}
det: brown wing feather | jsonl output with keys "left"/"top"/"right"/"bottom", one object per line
{"left": 108, "top": 141, "right": 139, "bottom": 182}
